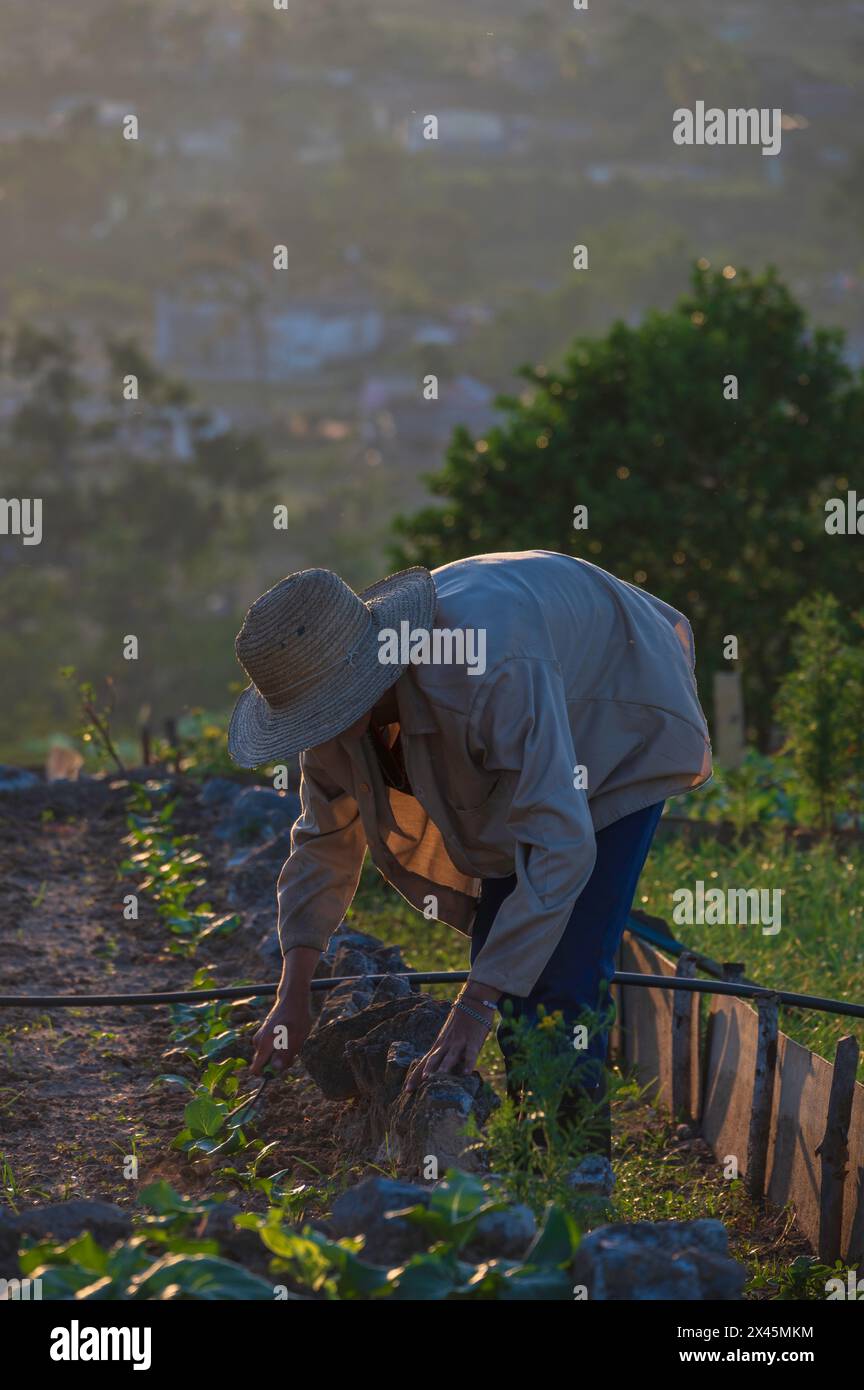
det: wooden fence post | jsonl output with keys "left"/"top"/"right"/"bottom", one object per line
{"left": 699, "top": 961, "right": 748, "bottom": 1129}
{"left": 722, "top": 962, "right": 746, "bottom": 984}
{"left": 672, "top": 952, "right": 698, "bottom": 1123}
{"left": 746, "top": 993, "right": 779, "bottom": 1198}
{"left": 816, "top": 1034, "right": 860, "bottom": 1264}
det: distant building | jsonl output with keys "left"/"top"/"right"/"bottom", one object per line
{"left": 398, "top": 109, "right": 511, "bottom": 154}
{"left": 154, "top": 294, "right": 384, "bottom": 382}
{"left": 360, "top": 373, "right": 496, "bottom": 445}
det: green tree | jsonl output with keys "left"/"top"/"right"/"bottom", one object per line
{"left": 390, "top": 264, "right": 864, "bottom": 747}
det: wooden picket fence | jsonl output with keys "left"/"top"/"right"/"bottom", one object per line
{"left": 610, "top": 926, "right": 864, "bottom": 1265}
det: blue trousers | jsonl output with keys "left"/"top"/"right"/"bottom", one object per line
{"left": 470, "top": 800, "right": 665, "bottom": 1087}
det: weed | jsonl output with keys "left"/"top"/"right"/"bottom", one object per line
{"left": 473, "top": 1005, "right": 619, "bottom": 1219}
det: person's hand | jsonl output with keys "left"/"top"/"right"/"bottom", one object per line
{"left": 251, "top": 993, "right": 311, "bottom": 1076}
{"left": 250, "top": 944, "right": 320, "bottom": 1077}
{"left": 404, "top": 1002, "right": 492, "bottom": 1093}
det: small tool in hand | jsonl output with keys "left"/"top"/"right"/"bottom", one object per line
{"left": 225, "top": 1074, "right": 270, "bottom": 1125}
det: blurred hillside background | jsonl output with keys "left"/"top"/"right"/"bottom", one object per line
{"left": 0, "top": 0, "right": 862, "bottom": 761}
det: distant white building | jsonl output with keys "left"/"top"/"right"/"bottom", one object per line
{"left": 154, "top": 294, "right": 384, "bottom": 382}
{"left": 399, "top": 109, "right": 510, "bottom": 153}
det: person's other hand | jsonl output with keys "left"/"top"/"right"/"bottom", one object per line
{"left": 404, "top": 1005, "right": 490, "bottom": 1092}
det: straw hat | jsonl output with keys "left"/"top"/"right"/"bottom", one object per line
{"left": 227, "top": 565, "right": 436, "bottom": 766}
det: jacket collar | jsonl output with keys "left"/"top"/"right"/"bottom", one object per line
{"left": 394, "top": 669, "right": 438, "bottom": 735}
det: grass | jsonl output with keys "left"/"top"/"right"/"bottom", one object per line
{"left": 611, "top": 1091, "right": 824, "bottom": 1299}
{"left": 637, "top": 828, "right": 864, "bottom": 1072}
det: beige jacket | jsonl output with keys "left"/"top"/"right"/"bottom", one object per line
{"left": 277, "top": 551, "right": 712, "bottom": 996}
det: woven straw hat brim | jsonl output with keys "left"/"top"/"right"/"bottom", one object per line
{"left": 227, "top": 566, "right": 436, "bottom": 766}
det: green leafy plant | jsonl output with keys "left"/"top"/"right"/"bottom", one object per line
{"left": 774, "top": 594, "right": 864, "bottom": 831}
{"left": 680, "top": 751, "right": 798, "bottom": 832}
{"left": 748, "top": 1254, "right": 851, "bottom": 1301}
{"left": 157, "top": 972, "right": 286, "bottom": 1185}
{"left": 121, "top": 786, "right": 240, "bottom": 956}
{"left": 14, "top": 1180, "right": 272, "bottom": 1299}
{"left": 19, "top": 1231, "right": 274, "bottom": 1301}
{"left": 474, "top": 1006, "right": 619, "bottom": 1217}
{"left": 239, "top": 1169, "right": 581, "bottom": 1301}
{"left": 173, "top": 709, "right": 237, "bottom": 779}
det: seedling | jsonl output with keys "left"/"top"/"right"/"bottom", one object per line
{"left": 121, "top": 788, "right": 240, "bottom": 957}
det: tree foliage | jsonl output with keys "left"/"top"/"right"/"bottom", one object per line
{"left": 390, "top": 264, "right": 864, "bottom": 745}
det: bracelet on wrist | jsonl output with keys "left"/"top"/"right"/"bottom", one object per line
{"left": 452, "top": 999, "right": 494, "bottom": 1030}
{"left": 460, "top": 990, "right": 499, "bottom": 1013}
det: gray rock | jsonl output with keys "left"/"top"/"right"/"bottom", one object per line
{"left": 321, "top": 948, "right": 413, "bottom": 1026}
{"left": 302, "top": 996, "right": 449, "bottom": 1100}
{"left": 313, "top": 935, "right": 412, "bottom": 1027}
{"left": 227, "top": 833, "right": 291, "bottom": 912}
{"left": 10, "top": 1199, "right": 132, "bottom": 1249}
{"left": 0, "top": 766, "right": 39, "bottom": 792}
{"left": 371, "top": 974, "right": 414, "bottom": 1005}
{"left": 199, "top": 777, "right": 243, "bottom": 810}
{"left": 322, "top": 930, "right": 408, "bottom": 978}
{"left": 566, "top": 1155, "right": 616, "bottom": 1198}
{"left": 320, "top": 928, "right": 387, "bottom": 965}
{"left": 328, "top": 1176, "right": 430, "bottom": 1265}
{"left": 325, "top": 1174, "right": 535, "bottom": 1267}
{"left": 389, "top": 1071, "right": 498, "bottom": 1176}
{"left": 0, "top": 1207, "right": 20, "bottom": 1275}
{"left": 383, "top": 1040, "right": 421, "bottom": 1104}
{"left": 199, "top": 1201, "right": 272, "bottom": 1274}
{"left": 348, "top": 997, "right": 449, "bottom": 1101}
{"left": 465, "top": 1204, "right": 536, "bottom": 1261}
{"left": 316, "top": 979, "right": 376, "bottom": 1029}
{"left": 217, "top": 787, "right": 301, "bottom": 846}
{"left": 330, "top": 946, "right": 380, "bottom": 980}
{"left": 571, "top": 1219, "right": 746, "bottom": 1300}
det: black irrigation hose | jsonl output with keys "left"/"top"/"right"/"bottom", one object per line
{"left": 1, "top": 969, "right": 864, "bottom": 1020}
{"left": 0, "top": 973, "right": 465, "bottom": 1009}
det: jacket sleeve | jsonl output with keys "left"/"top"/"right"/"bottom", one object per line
{"left": 276, "top": 748, "right": 368, "bottom": 955}
{"left": 465, "top": 658, "right": 597, "bottom": 997}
